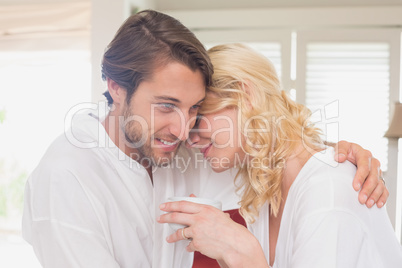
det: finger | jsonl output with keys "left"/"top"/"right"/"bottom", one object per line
{"left": 186, "top": 241, "right": 196, "bottom": 252}
{"left": 166, "top": 228, "right": 192, "bottom": 243}
{"left": 160, "top": 200, "right": 204, "bottom": 213}
{"left": 345, "top": 142, "right": 366, "bottom": 165}
{"left": 334, "top": 140, "right": 350, "bottom": 162}
{"left": 353, "top": 160, "right": 371, "bottom": 192}
{"left": 357, "top": 159, "right": 379, "bottom": 205}
{"left": 352, "top": 148, "right": 373, "bottom": 191}
{"left": 377, "top": 184, "right": 389, "bottom": 208}
{"left": 365, "top": 177, "right": 385, "bottom": 208}
{"left": 189, "top": 193, "right": 197, "bottom": 197}
{"left": 158, "top": 210, "right": 194, "bottom": 228}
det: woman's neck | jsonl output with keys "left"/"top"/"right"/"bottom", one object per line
{"left": 281, "top": 144, "right": 322, "bottom": 199}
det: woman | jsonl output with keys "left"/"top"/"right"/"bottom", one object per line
{"left": 158, "top": 44, "right": 402, "bottom": 267}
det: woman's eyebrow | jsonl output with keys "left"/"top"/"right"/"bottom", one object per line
{"left": 195, "top": 97, "right": 205, "bottom": 104}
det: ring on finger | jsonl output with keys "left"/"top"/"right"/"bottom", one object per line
{"left": 379, "top": 175, "right": 386, "bottom": 186}
{"left": 181, "top": 228, "right": 190, "bottom": 240}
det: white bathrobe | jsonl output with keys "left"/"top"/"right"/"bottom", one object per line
{"left": 22, "top": 109, "right": 240, "bottom": 268}
{"left": 249, "top": 147, "right": 402, "bottom": 268}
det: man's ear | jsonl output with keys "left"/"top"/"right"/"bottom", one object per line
{"left": 107, "top": 78, "right": 126, "bottom": 105}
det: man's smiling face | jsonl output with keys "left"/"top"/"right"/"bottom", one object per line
{"left": 121, "top": 61, "right": 205, "bottom": 166}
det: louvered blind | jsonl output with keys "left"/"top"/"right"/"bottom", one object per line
{"left": 305, "top": 42, "right": 390, "bottom": 169}
{"left": 206, "top": 42, "right": 282, "bottom": 79}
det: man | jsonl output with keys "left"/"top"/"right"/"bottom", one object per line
{"left": 22, "top": 10, "right": 387, "bottom": 268}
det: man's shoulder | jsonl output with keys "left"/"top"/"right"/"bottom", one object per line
{"left": 40, "top": 111, "right": 110, "bottom": 167}
{"left": 41, "top": 132, "right": 102, "bottom": 166}
{"left": 30, "top": 130, "right": 115, "bottom": 188}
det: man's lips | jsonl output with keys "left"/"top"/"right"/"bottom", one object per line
{"left": 155, "top": 138, "right": 180, "bottom": 151}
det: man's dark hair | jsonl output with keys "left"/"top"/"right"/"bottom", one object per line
{"left": 101, "top": 9, "right": 213, "bottom": 105}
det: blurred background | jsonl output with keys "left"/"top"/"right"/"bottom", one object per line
{"left": 0, "top": 0, "right": 401, "bottom": 267}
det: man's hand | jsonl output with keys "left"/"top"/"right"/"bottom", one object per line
{"left": 334, "top": 140, "right": 388, "bottom": 208}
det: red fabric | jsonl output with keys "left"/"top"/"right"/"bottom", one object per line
{"left": 192, "top": 209, "right": 246, "bottom": 268}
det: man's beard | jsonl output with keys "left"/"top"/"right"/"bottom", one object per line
{"left": 121, "top": 107, "right": 180, "bottom": 167}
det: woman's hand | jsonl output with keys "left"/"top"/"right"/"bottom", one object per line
{"left": 334, "top": 140, "right": 388, "bottom": 208}
{"left": 158, "top": 200, "right": 268, "bottom": 267}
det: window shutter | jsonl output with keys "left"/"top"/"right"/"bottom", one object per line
{"left": 305, "top": 42, "right": 390, "bottom": 169}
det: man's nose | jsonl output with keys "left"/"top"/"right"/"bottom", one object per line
{"left": 169, "top": 111, "right": 191, "bottom": 142}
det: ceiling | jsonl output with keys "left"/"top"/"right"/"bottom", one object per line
{"left": 1, "top": 0, "right": 402, "bottom": 9}
{"left": 0, "top": 0, "right": 77, "bottom": 3}
{"left": 155, "top": 0, "right": 402, "bottom": 10}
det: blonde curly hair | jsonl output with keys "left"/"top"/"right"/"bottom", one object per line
{"left": 200, "top": 43, "right": 324, "bottom": 223}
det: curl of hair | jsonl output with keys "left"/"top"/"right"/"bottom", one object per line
{"left": 201, "top": 43, "right": 324, "bottom": 223}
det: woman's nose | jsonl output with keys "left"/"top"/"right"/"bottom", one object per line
{"left": 185, "top": 128, "right": 201, "bottom": 148}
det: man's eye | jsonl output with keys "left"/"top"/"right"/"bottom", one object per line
{"left": 189, "top": 105, "right": 201, "bottom": 114}
{"left": 191, "top": 104, "right": 201, "bottom": 110}
{"left": 158, "top": 103, "right": 176, "bottom": 111}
